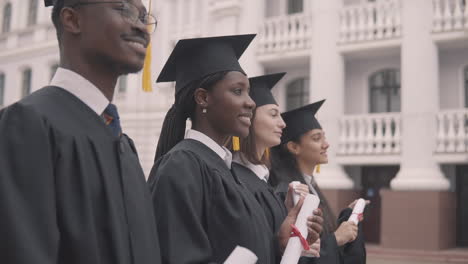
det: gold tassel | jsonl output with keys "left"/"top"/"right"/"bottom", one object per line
{"left": 315, "top": 164, "right": 321, "bottom": 174}
{"left": 264, "top": 148, "right": 270, "bottom": 159}
{"left": 142, "top": 0, "right": 153, "bottom": 92}
{"left": 232, "top": 136, "right": 240, "bottom": 151}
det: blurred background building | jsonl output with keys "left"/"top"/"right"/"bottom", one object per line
{"left": 1, "top": 0, "right": 467, "bottom": 262}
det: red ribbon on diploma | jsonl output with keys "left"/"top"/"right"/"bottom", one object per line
{"left": 352, "top": 212, "right": 364, "bottom": 222}
{"left": 290, "top": 224, "right": 310, "bottom": 250}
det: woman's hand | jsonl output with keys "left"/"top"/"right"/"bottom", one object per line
{"left": 278, "top": 195, "right": 305, "bottom": 251}
{"left": 334, "top": 221, "right": 358, "bottom": 246}
{"left": 302, "top": 239, "right": 320, "bottom": 258}
{"left": 306, "top": 208, "right": 323, "bottom": 245}
{"left": 285, "top": 182, "right": 309, "bottom": 212}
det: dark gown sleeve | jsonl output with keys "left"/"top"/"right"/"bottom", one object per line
{"left": 338, "top": 208, "right": 367, "bottom": 264}
{"left": 0, "top": 104, "right": 59, "bottom": 263}
{"left": 149, "top": 150, "right": 214, "bottom": 264}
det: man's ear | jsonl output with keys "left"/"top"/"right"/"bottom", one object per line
{"left": 61, "top": 7, "right": 82, "bottom": 35}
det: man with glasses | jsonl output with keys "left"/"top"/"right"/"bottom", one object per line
{"left": 0, "top": 1, "right": 160, "bottom": 263}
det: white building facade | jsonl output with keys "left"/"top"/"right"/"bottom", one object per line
{"left": 1, "top": 0, "right": 468, "bottom": 256}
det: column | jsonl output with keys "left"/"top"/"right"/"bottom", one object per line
{"left": 310, "top": 0, "right": 353, "bottom": 190}
{"left": 381, "top": 0, "right": 455, "bottom": 251}
{"left": 390, "top": 0, "right": 449, "bottom": 191}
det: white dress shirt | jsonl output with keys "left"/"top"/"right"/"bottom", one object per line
{"left": 233, "top": 152, "right": 269, "bottom": 182}
{"left": 303, "top": 173, "right": 319, "bottom": 197}
{"left": 50, "top": 67, "right": 109, "bottom": 116}
{"left": 185, "top": 129, "right": 233, "bottom": 169}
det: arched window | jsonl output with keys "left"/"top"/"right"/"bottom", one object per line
{"left": 369, "top": 69, "right": 401, "bottom": 113}
{"left": 0, "top": 73, "right": 5, "bottom": 106}
{"left": 22, "top": 68, "right": 32, "bottom": 98}
{"left": 288, "top": 0, "right": 303, "bottom": 14}
{"left": 286, "top": 77, "right": 309, "bottom": 111}
{"left": 2, "top": 3, "right": 12, "bottom": 33}
{"left": 27, "top": 0, "right": 38, "bottom": 26}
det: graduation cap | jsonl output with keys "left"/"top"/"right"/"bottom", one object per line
{"left": 249, "top": 72, "right": 286, "bottom": 107}
{"left": 157, "top": 34, "right": 256, "bottom": 95}
{"left": 44, "top": 0, "right": 57, "bottom": 6}
{"left": 280, "top": 99, "right": 326, "bottom": 144}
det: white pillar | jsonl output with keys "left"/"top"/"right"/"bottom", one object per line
{"left": 238, "top": 0, "right": 264, "bottom": 76}
{"left": 390, "top": 0, "right": 449, "bottom": 190}
{"left": 310, "top": 0, "right": 353, "bottom": 189}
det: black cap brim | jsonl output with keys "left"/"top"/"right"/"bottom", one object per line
{"left": 249, "top": 72, "right": 286, "bottom": 107}
{"left": 44, "top": 0, "right": 55, "bottom": 6}
{"left": 157, "top": 34, "right": 256, "bottom": 94}
{"left": 281, "top": 99, "right": 326, "bottom": 144}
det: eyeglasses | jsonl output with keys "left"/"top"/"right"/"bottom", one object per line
{"left": 69, "top": 1, "right": 158, "bottom": 33}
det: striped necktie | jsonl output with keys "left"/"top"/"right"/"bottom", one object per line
{"left": 102, "top": 103, "right": 122, "bottom": 137}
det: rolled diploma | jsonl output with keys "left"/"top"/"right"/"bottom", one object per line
{"left": 280, "top": 193, "right": 320, "bottom": 264}
{"left": 224, "top": 246, "right": 258, "bottom": 264}
{"left": 291, "top": 181, "right": 302, "bottom": 205}
{"left": 348, "top": 198, "right": 366, "bottom": 224}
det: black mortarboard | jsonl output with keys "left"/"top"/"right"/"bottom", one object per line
{"left": 249, "top": 72, "right": 286, "bottom": 107}
{"left": 280, "top": 99, "right": 326, "bottom": 144}
{"left": 157, "top": 34, "right": 256, "bottom": 95}
{"left": 44, "top": 0, "right": 56, "bottom": 6}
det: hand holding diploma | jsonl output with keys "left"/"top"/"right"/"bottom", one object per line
{"left": 280, "top": 181, "right": 322, "bottom": 264}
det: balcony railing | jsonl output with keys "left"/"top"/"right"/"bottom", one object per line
{"left": 338, "top": 113, "right": 401, "bottom": 155}
{"left": 433, "top": 0, "right": 468, "bottom": 32}
{"left": 436, "top": 109, "right": 468, "bottom": 153}
{"left": 257, "top": 13, "right": 312, "bottom": 55}
{"left": 339, "top": 0, "right": 401, "bottom": 44}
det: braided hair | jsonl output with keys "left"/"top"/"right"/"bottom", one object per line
{"left": 154, "top": 71, "right": 229, "bottom": 162}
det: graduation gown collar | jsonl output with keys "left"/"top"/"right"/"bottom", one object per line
{"left": 232, "top": 152, "right": 269, "bottom": 182}
{"left": 185, "top": 129, "right": 232, "bottom": 168}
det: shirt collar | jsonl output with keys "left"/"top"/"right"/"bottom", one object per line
{"left": 50, "top": 67, "right": 109, "bottom": 116}
{"left": 233, "top": 152, "right": 269, "bottom": 182}
{"left": 303, "top": 173, "right": 319, "bottom": 196}
{"left": 185, "top": 129, "right": 232, "bottom": 169}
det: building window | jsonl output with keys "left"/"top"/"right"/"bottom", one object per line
{"left": 50, "top": 63, "right": 59, "bottom": 80}
{"left": 22, "top": 68, "right": 32, "bottom": 98}
{"left": 369, "top": 69, "right": 401, "bottom": 113}
{"left": 2, "top": 3, "right": 12, "bottom": 33}
{"left": 0, "top": 73, "right": 5, "bottom": 106}
{"left": 118, "top": 75, "right": 127, "bottom": 93}
{"left": 286, "top": 77, "right": 309, "bottom": 111}
{"left": 464, "top": 66, "right": 468, "bottom": 108}
{"left": 288, "top": 0, "right": 303, "bottom": 14}
{"left": 27, "top": 0, "right": 38, "bottom": 26}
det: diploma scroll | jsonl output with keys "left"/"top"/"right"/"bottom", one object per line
{"left": 224, "top": 246, "right": 258, "bottom": 264}
{"left": 348, "top": 198, "right": 366, "bottom": 224}
{"left": 280, "top": 193, "right": 320, "bottom": 264}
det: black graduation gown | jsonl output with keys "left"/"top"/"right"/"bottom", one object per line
{"left": 0, "top": 86, "right": 161, "bottom": 264}
{"left": 275, "top": 183, "right": 366, "bottom": 264}
{"left": 148, "top": 139, "right": 274, "bottom": 264}
{"left": 231, "top": 162, "right": 287, "bottom": 263}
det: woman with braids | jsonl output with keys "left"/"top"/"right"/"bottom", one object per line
{"left": 231, "top": 72, "right": 322, "bottom": 263}
{"left": 269, "top": 100, "right": 367, "bottom": 264}
{"left": 147, "top": 35, "right": 323, "bottom": 264}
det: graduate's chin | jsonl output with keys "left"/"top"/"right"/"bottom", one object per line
{"left": 120, "top": 62, "right": 144, "bottom": 74}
